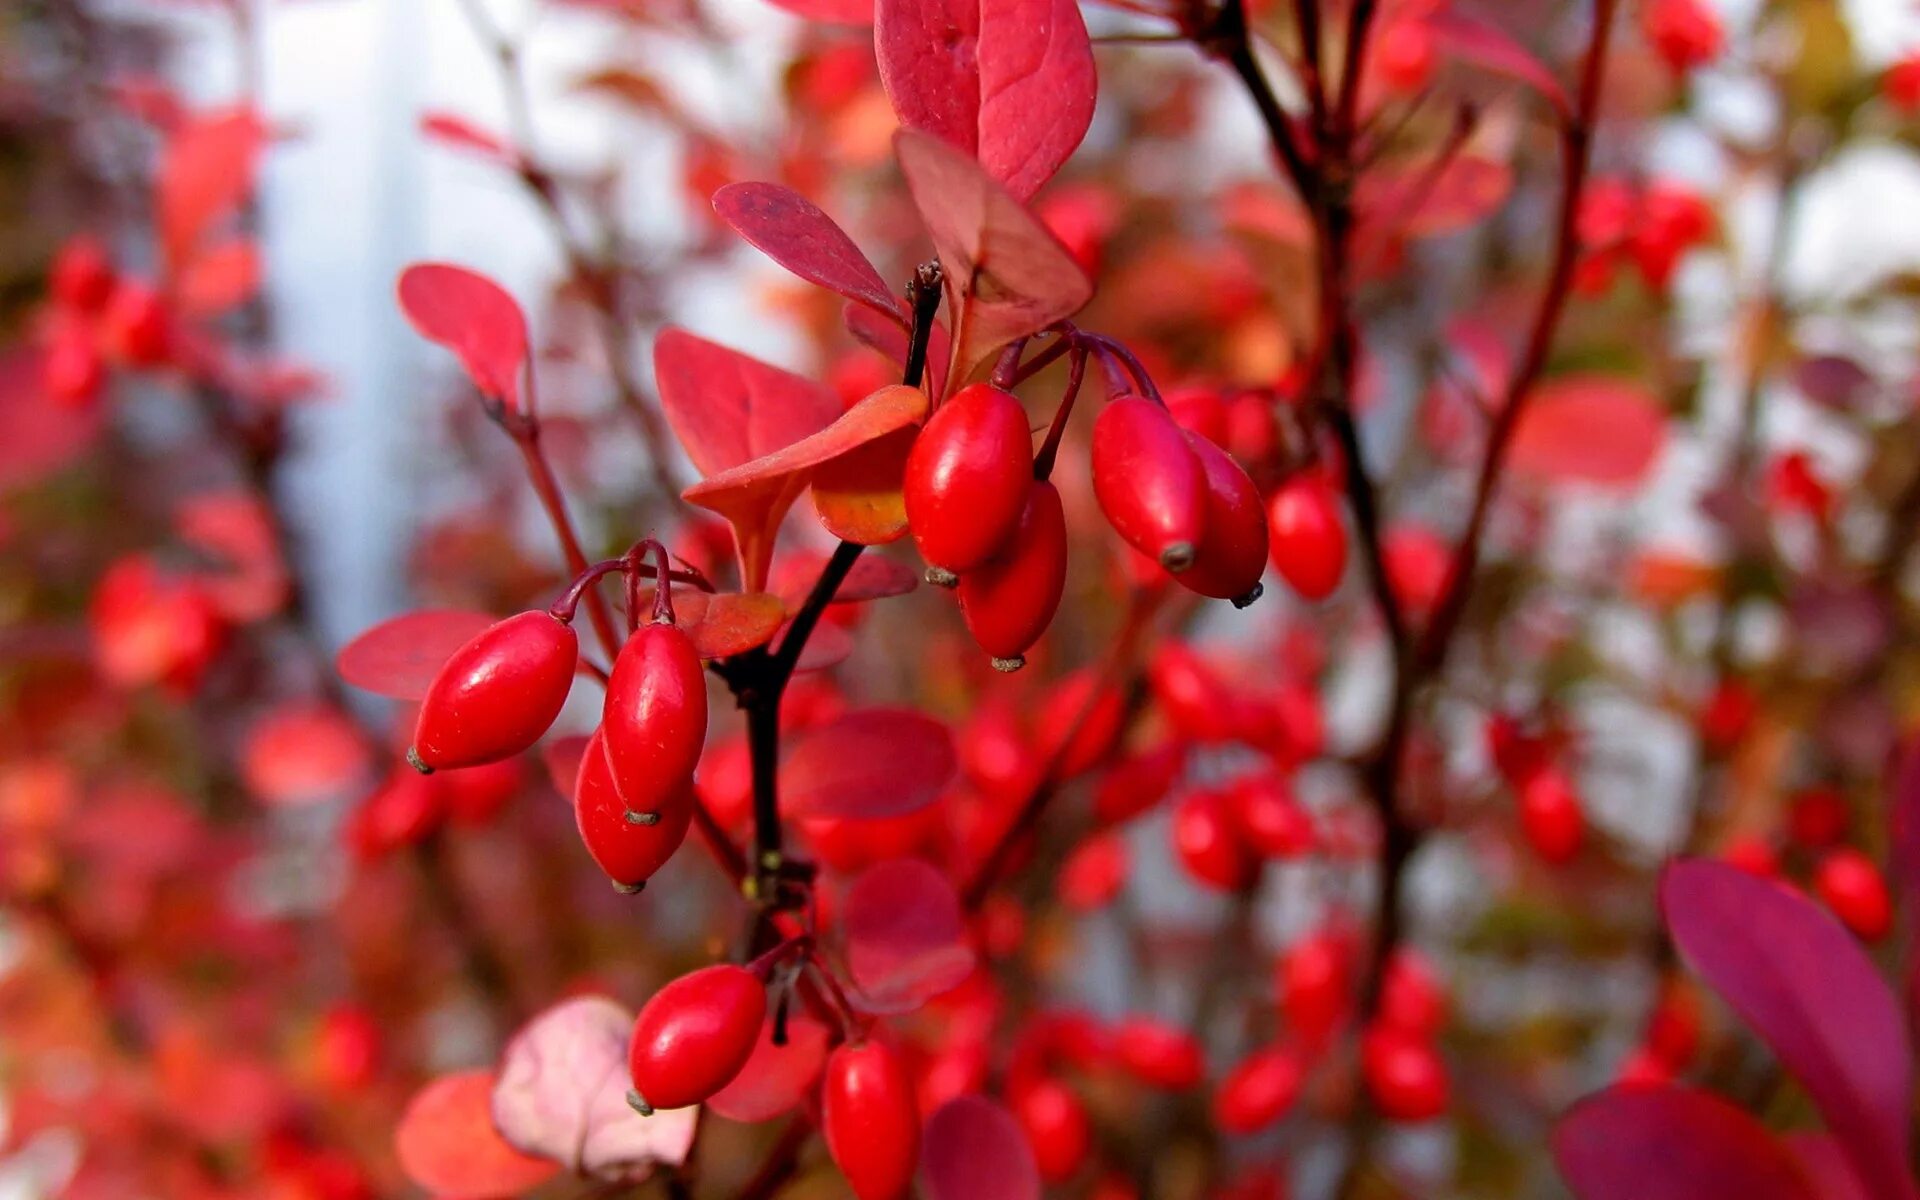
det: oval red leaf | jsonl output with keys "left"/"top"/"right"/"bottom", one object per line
{"left": 772, "top": 551, "right": 920, "bottom": 608}
{"left": 242, "top": 703, "right": 370, "bottom": 807}
{"left": 1661, "top": 859, "right": 1914, "bottom": 1195}
{"left": 781, "top": 707, "right": 955, "bottom": 819}
{"left": 158, "top": 107, "right": 265, "bottom": 271}
{"left": 1553, "top": 1085, "right": 1816, "bottom": 1200}
{"left": 654, "top": 328, "right": 844, "bottom": 480}
{"left": 336, "top": 609, "right": 498, "bottom": 700}
{"left": 712, "top": 183, "right": 900, "bottom": 320}
{"left": 1510, "top": 375, "right": 1667, "bottom": 489}
{"left": 705, "top": 1015, "right": 831, "bottom": 1123}
{"left": 397, "top": 263, "right": 529, "bottom": 412}
{"left": 395, "top": 1070, "right": 561, "bottom": 1199}
{"left": 1429, "top": 11, "right": 1570, "bottom": 116}
{"left": 842, "top": 859, "right": 975, "bottom": 1012}
{"left": 921, "top": 1095, "right": 1040, "bottom": 1200}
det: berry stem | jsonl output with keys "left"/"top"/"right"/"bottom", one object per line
{"left": 1032, "top": 345, "right": 1088, "bottom": 482}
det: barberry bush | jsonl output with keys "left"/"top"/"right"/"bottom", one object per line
{"left": 5, "top": 0, "right": 1920, "bottom": 1196}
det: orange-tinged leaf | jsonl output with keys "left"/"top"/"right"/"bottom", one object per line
{"left": 397, "top": 263, "right": 530, "bottom": 411}
{"left": 633, "top": 590, "right": 788, "bottom": 658}
{"left": 174, "top": 239, "right": 260, "bottom": 316}
{"left": 1510, "top": 375, "right": 1667, "bottom": 489}
{"left": 395, "top": 1071, "right": 561, "bottom": 1199}
{"left": 811, "top": 426, "right": 915, "bottom": 544}
{"left": 894, "top": 129, "right": 1091, "bottom": 388}
{"left": 158, "top": 107, "right": 265, "bottom": 272}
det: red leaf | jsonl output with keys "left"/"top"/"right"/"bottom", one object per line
{"left": 842, "top": 859, "right": 975, "bottom": 1012}
{"left": 174, "top": 239, "right": 261, "bottom": 316}
{"left": 420, "top": 110, "right": 518, "bottom": 166}
{"left": 1429, "top": 10, "right": 1570, "bottom": 116}
{"left": 921, "top": 1095, "right": 1041, "bottom": 1200}
{"left": 705, "top": 1015, "right": 831, "bottom": 1122}
{"left": 1662, "top": 859, "right": 1916, "bottom": 1197}
{"left": 0, "top": 347, "right": 102, "bottom": 489}
{"left": 174, "top": 489, "right": 288, "bottom": 621}
{"left": 762, "top": 0, "right": 873, "bottom": 20}
{"left": 397, "top": 263, "right": 530, "bottom": 412}
{"left": 337, "top": 610, "right": 498, "bottom": 700}
{"left": 791, "top": 618, "right": 855, "bottom": 673}
{"left": 1509, "top": 375, "right": 1667, "bottom": 489}
{"left": 781, "top": 707, "right": 956, "bottom": 819}
{"left": 632, "top": 590, "right": 787, "bottom": 658}
{"left": 682, "top": 385, "right": 929, "bottom": 590}
{"left": 242, "top": 703, "right": 370, "bottom": 807}
{"left": 811, "top": 428, "right": 916, "bottom": 544}
{"left": 875, "top": 0, "right": 1095, "bottom": 201}
{"left": 895, "top": 130, "right": 1092, "bottom": 385}
{"left": 1786, "top": 1134, "right": 1876, "bottom": 1200}
{"left": 1359, "top": 154, "right": 1513, "bottom": 240}
{"left": 394, "top": 1071, "right": 561, "bottom": 1199}
{"left": 654, "top": 328, "right": 844, "bottom": 479}
{"left": 712, "top": 183, "right": 900, "bottom": 320}
{"left": 771, "top": 552, "right": 920, "bottom": 608}
{"left": 158, "top": 107, "right": 265, "bottom": 272}
{"left": 1552, "top": 1085, "right": 1816, "bottom": 1200}
{"left": 845, "top": 302, "right": 951, "bottom": 399}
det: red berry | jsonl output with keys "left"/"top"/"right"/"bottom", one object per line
{"left": 1164, "top": 386, "right": 1228, "bottom": 444}
{"left": 1112, "top": 1017, "right": 1204, "bottom": 1090}
{"left": 1230, "top": 773, "right": 1315, "bottom": 859}
{"left": 1174, "top": 789, "right": 1258, "bottom": 891}
{"left": 628, "top": 964, "right": 767, "bottom": 1113}
{"left": 49, "top": 236, "right": 116, "bottom": 313}
{"left": 1058, "top": 831, "right": 1130, "bottom": 910}
{"left": 1518, "top": 766, "right": 1584, "bottom": 864}
{"left": 1378, "top": 950, "right": 1446, "bottom": 1039}
{"left": 1642, "top": 0, "right": 1722, "bottom": 73}
{"left": 1176, "top": 433, "right": 1268, "bottom": 605}
{"left": 1092, "top": 740, "right": 1186, "bottom": 824}
{"left": 42, "top": 325, "right": 104, "bottom": 408}
{"left": 347, "top": 767, "right": 446, "bottom": 858}
{"left": 89, "top": 554, "right": 224, "bottom": 691}
{"left": 1698, "top": 678, "right": 1756, "bottom": 753}
{"left": 314, "top": 1004, "right": 382, "bottom": 1091}
{"left": 1813, "top": 848, "right": 1892, "bottom": 942}
{"left": 1887, "top": 55, "right": 1920, "bottom": 113}
{"left": 956, "top": 480, "right": 1068, "bottom": 671}
{"left": 1644, "top": 980, "right": 1700, "bottom": 1068}
{"left": 101, "top": 280, "right": 170, "bottom": 366}
{"left": 602, "top": 620, "right": 708, "bottom": 814}
{"left": 1361, "top": 1027, "right": 1449, "bottom": 1121}
{"left": 1383, "top": 523, "right": 1451, "bottom": 618}
{"left": 1277, "top": 932, "right": 1350, "bottom": 1045}
{"left": 905, "top": 383, "right": 1034, "bottom": 574}
{"left": 1091, "top": 395, "right": 1209, "bottom": 571}
{"left": 1212, "top": 1045, "right": 1304, "bottom": 1134}
{"left": 1267, "top": 472, "right": 1347, "bottom": 600}
{"left": 1719, "top": 834, "right": 1780, "bottom": 878}
{"left": 1373, "top": 18, "right": 1437, "bottom": 93}
{"left": 1036, "top": 670, "right": 1127, "bottom": 777}
{"left": 410, "top": 611, "right": 579, "bottom": 772}
{"left": 1616, "top": 1046, "right": 1674, "bottom": 1087}
{"left": 574, "top": 729, "right": 694, "bottom": 890}
{"left": 1787, "top": 785, "right": 1848, "bottom": 849}
{"left": 1012, "top": 1077, "right": 1091, "bottom": 1183}
{"left": 439, "top": 758, "right": 523, "bottom": 826}
{"left": 822, "top": 1040, "right": 919, "bottom": 1200}
{"left": 1147, "top": 641, "right": 1229, "bottom": 743}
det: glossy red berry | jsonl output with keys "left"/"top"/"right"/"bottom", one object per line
{"left": 1058, "top": 831, "right": 1129, "bottom": 910}
{"left": 42, "top": 326, "right": 104, "bottom": 408}
{"left": 1164, "top": 386, "right": 1228, "bottom": 444}
{"left": 1012, "top": 1077, "right": 1091, "bottom": 1183}
{"left": 1147, "top": 641, "right": 1229, "bottom": 743}
{"left": 1112, "top": 1017, "right": 1204, "bottom": 1090}
{"left": 1720, "top": 834, "right": 1780, "bottom": 878}
{"left": 1644, "top": 980, "right": 1700, "bottom": 1068}
{"left": 1277, "top": 932, "right": 1350, "bottom": 1045}
{"left": 1091, "top": 395, "right": 1208, "bottom": 571}
{"left": 102, "top": 280, "right": 170, "bottom": 366}
{"left": 1888, "top": 55, "right": 1920, "bottom": 113}
{"left": 1267, "top": 473, "right": 1347, "bottom": 600}
{"left": 1813, "top": 848, "right": 1892, "bottom": 942}
{"left": 574, "top": 729, "right": 694, "bottom": 890}
{"left": 409, "top": 611, "right": 578, "bottom": 773}
{"left": 905, "top": 383, "right": 1034, "bottom": 575}
{"left": 822, "top": 1040, "right": 919, "bottom": 1200}
{"left": 1518, "top": 766, "right": 1584, "bottom": 864}
{"left": 1373, "top": 17, "right": 1436, "bottom": 93}
{"left": 1787, "top": 785, "right": 1848, "bottom": 849}
{"left": 1174, "top": 789, "right": 1258, "bottom": 892}
{"left": 1378, "top": 950, "right": 1446, "bottom": 1039}
{"left": 628, "top": 964, "right": 767, "bottom": 1113}
{"left": 1362, "top": 1027, "right": 1449, "bottom": 1121}
{"left": 956, "top": 479, "right": 1068, "bottom": 671}
{"left": 1176, "top": 433, "right": 1268, "bottom": 605}
{"left": 1642, "top": 0, "right": 1722, "bottom": 74}
{"left": 50, "top": 236, "right": 116, "bottom": 313}
{"left": 1230, "top": 773, "right": 1315, "bottom": 859}
{"left": 602, "top": 620, "right": 709, "bottom": 815}
{"left": 1212, "top": 1045, "right": 1304, "bottom": 1134}
{"left": 314, "top": 1004, "right": 382, "bottom": 1091}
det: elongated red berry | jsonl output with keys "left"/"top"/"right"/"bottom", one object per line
{"left": 1230, "top": 774, "right": 1314, "bottom": 859}
{"left": 1013, "top": 1077, "right": 1091, "bottom": 1183}
{"left": 1813, "top": 848, "right": 1892, "bottom": 941}
{"left": 1361, "top": 1027, "right": 1449, "bottom": 1121}
{"left": 822, "top": 1040, "right": 919, "bottom": 1200}
{"left": 628, "top": 964, "right": 766, "bottom": 1113}
{"left": 956, "top": 480, "right": 1067, "bottom": 672}
{"left": 1213, "top": 1045, "right": 1304, "bottom": 1134}
{"left": 905, "top": 383, "right": 1034, "bottom": 575}
{"left": 1174, "top": 790, "right": 1258, "bottom": 892}
{"left": 574, "top": 729, "right": 694, "bottom": 890}
{"left": 1518, "top": 766, "right": 1583, "bottom": 864}
{"left": 409, "top": 611, "right": 578, "bottom": 773}
{"left": 1092, "top": 396, "right": 1208, "bottom": 571}
{"left": 1277, "top": 932, "right": 1350, "bottom": 1045}
{"left": 1176, "top": 433, "right": 1268, "bottom": 605}
{"left": 1267, "top": 473, "right": 1347, "bottom": 600}
{"left": 1112, "top": 1017, "right": 1204, "bottom": 1090}
{"left": 602, "top": 621, "right": 708, "bottom": 815}
{"left": 50, "top": 237, "right": 116, "bottom": 313}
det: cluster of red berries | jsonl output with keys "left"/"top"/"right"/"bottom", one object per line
{"left": 1713, "top": 787, "right": 1892, "bottom": 944}
{"left": 38, "top": 236, "right": 173, "bottom": 408}
{"left": 1486, "top": 713, "right": 1586, "bottom": 865}
{"left": 1575, "top": 177, "right": 1716, "bottom": 295}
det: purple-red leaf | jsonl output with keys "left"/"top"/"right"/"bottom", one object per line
{"left": 1552, "top": 1085, "right": 1816, "bottom": 1200}
{"left": 875, "top": 0, "right": 1095, "bottom": 201}
{"left": 654, "top": 329, "right": 844, "bottom": 480}
{"left": 842, "top": 860, "right": 975, "bottom": 1012}
{"left": 705, "top": 1015, "right": 831, "bottom": 1123}
{"left": 492, "top": 997, "right": 698, "bottom": 1182}
{"left": 781, "top": 706, "right": 955, "bottom": 819}
{"left": 771, "top": 551, "right": 920, "bottom": 608}
{"left": 397, "top": 263, "right": 530, "bottom": 412}
{"left": 845, "top": 302, "right": 951, "bottom": 398}
{"left": 420, "top": 110, "right": 518, "bottom": 166}
{"left": 921, "top": 1095, "right": 1041, "bottom": 1200}
{"left": 1787, "top": 1134, "right": 1876, "bottom": 1200}
{"left": 1662, "top": 859, "right": 1915, "bottom": 1198}
{"left": 895, "top": 129, "right": 1092, "bottom": 386}
{"left": 713, "top": 183, "right": 901, "bottom": 320}
{"left": 1429, "top": 10, "right": 1570, "bottom": 116}
{"left": 336, "top": 610, "right": 498, "bottom": 700}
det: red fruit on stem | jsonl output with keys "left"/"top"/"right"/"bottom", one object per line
{"left": 822, "top": 1040, "right": 920, "bottom": 1200}
{"left": 1644, "top": 980, "right": 1700, "bottom": 1068}
{"left": 628, "top": 964, "right": 767, "bottom": 1113}
{"left": 1212, "top": 1045, "right": 1304, "bottom": 1134}
{"left": 1091, "top": 395, "right": 1209, "bottom": 571}
{"left": 956, "top": 480, "right": 1068, "bottom": 671}
{"left": 1812, "top": 848, "right": 1892, "bottom": 942}
{"left": 1012, "top": 1077, "right": 1092, "bottom": 1183}
{"left": 1518, "top": 766, "right": 1584, "bottom": 864}
{"left": 50, "top": 236, "right": 116, "bottom": 313}
{"left": 1230, "top": 773, "right": 1315, "bottom": 859}
{"left": 1174, "top": 789, "right": 1258, "bottom": 891}
{"left": 1058, "top": 831, "right": 1129, "bottom": 910}
{"left": 602, "top": 620, "right": 709, "bottom": 814}
{"left": 409, "top": 610, "right": 578, "bottom": 772}
{"left": 42, "top": 326, "right": 104, "bottom": 408}
{"left": 1092, "top": 740, "right": 1186, "bottom": 824}
{"left": 1277, "top": 932, "right": 1350, "bottom": 1045}
{"left": 314, "top": 1004, "right": 382, "bottom": 1091}
{"left": 1176, "top": 433, "right": 1268, "bottom": 605}
{"left": 1164, "top": 386, "right": 1228, "bottom": 444}
{"left": 1146, "top": 641, "right": 1228, "bottom": 743}
{"left": 102, "top": 281, "right": 170, "bottom": 366}
{"left": 1361, "top": 1027, "right": 1449, "bottom": 1121}
{"left": 439, "top": 758, "right": 523, "bottom": 826}
{"left": 1641, "top": 0, "right": 1722, "bottom": 74}
{"left": 1373, "top": 18, "right": 1436, "bottom": 94}
{"left": 1267, "top": 473, "right": 1348, "bottom": 600}
{"left": 1719, "top": 834, "right": 1780, "bottom": 878}
{"left": 1036, "top": 670, "right": 1127, "bottom": 777}
{"left": 904, "top": 383, "right": 1034, "bottom": 575}
{"left": 1378, "top": 950, "right": 1446, "bottom": 1039}
{"left": 574, "top": 729, "right": 694, "bottom": 891}
{"left": 1887, "top": 55, "right": 1920, "bottom": 113}
{"left": 1112, "top": 1017, "right": 1204, "bottom": 1090}
{"left": 1787, "top": 785, "right": 1848, "bottom": 849}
